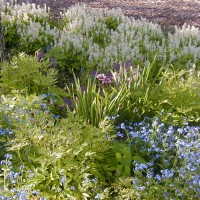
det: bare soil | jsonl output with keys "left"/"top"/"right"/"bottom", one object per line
{"left": 17, "top": 0, "right": 200, "bottom": 29}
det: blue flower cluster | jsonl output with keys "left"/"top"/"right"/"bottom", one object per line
{"left": 115, "top": 116, "right": 200, "bottom": 197}
{"left": 0, "top": 93, "right": 60, "bottom": 199}
{"left": 0, "top": 93, "right": 60, "bottom": 129}
{"left": 0, "top": 153, "right": 45, "bottom": 199}
{"left": 0, "top": 127, "right": 13, "bottom": 136}
{"left": 0, "top": 154, "right": 27, "bottom": 199}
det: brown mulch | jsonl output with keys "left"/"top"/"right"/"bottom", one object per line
{"left": 16, "top": 0, "right": 200, "bottom": 29}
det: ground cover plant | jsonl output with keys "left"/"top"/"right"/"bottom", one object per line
{"left": 0, "top": 0, "right": 200, "bottom": 199}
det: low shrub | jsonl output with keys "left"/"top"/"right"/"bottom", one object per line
{"left": 0, "top": 53, "right": 59, "bottom": 95}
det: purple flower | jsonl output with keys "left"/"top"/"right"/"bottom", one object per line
{"left": 125, "top": 59, "right": 132, "bottom": 69}
{"left": 49, "top": 57, "right": 57, "bottom": 67}
{"left": 134, "top": 162, "right": 148, "bottom": 171}
{"left": 106, "top": 71, "right": 114, "bottom": 79}
{"left": 60, "top": 176, "right": 65, "bottom": 184}
{"left": 120, "top": 123, "right": 126, "bottom": 129}
{"left": 96, "top": 73, "right": 106, "bottom": 81}
{"left": 114, "top": 63, "right": 120, "bottom": 72}
{"left": 90, "top": 70, "right": 100, "bottom": 77}
{"left": 154, "top": 174, "right": 161, "bottom": 181}
{"left": 46, "top": 45, "right": 51, "bottom": 53}
{"left": 135, "top": 185, "right": 146, "bottom": 191}
{"left": 41, "top": 103, "right": 47, "bottom": 110}
{"left": 113, "top": 59, "right": 132, "bottom": 72}
{"left": 81, "top": 86, "right": 87, "bottom": 92}
{"left": 161, "top": 169, "right": 174, "bottom": 179}
{"left": 96, "top": 72, "right": 116, "bottom": 86}
{"left": 37, "top": 51, "right": 45, "bottom": 61}
{"left": 164, "top": 192, "right": 169, "bottom": 198}
{"left": 117, "top": 132, "right": 124, "bottom": 138}
{"left": 64, "top": 97, "right": 74, "bottom": 111}
{"left": 103, "top": 77, "right": 113, "bottom": 85}
{"left": 41, "top": 93, "right": 48, "bottom": 99}
{"left": 146, "top": 170, "right": 154, "bottom": 179}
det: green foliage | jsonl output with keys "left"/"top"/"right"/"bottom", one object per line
{"left": 108, "top": 177, "right": 140, "bottom": 199}
{"left": 105, "top": 16, "right": 121, "bottom": 31}
{"left": 0, "top": 53, "right": 58, "bottom": 95}
{"left": 45, "top": 45, "right": 86, "bottom": 73}
{"left": 4, "top": 108, "right": 117, "bottom": 198}
{"left": 112, "top": 142, "right": 132, "bottom": 176}
{"left": 87, "top": 23, "right": 111, "bottom": 48}
{"left": 0, "top": 92, "right": 61, "bottom": 130}
{"left": 67, "top": 76, "right": 129, "bottom": 127}
{"left": 115, "top": 58, "right": 200, "bottom": 125}
{"left": 2, "top": 19, "right": 21, "bottom": 51}
{"left": 156, "top": 66, "right": 200, "bottom": 124}
{"left": 111, "top": 56, "right": 163, "bottom": 122}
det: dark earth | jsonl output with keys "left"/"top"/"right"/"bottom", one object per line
{"left": 16, "top": 0, "right": 200, "bottom": 29}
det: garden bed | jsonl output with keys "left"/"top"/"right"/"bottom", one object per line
{"left": 0, "top": 1, "right": 200, "bottom": 199}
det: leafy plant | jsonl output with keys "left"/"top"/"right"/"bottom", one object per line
{"left": 112, "top": 142, "right": 132, "bottom": 176}
{"left": 105, "top": 16, "right": 121, "bottom": 31}
{"left": 0, "top": 52, "right": 59, "bottom": 95}
{"left": 44, "top": 45, "right": 88, "bottom": 87}
{"left": 67, "top": 75, "right": 129, "bottom": 127}
{"left": 157, "top": 66, "right": 200, "bottom": 124}
{"left": 107, "top": 55, "right": 163, "bottom": 122}
{"left": 2, "top": 19, "right": 21, "bottom": 51}
{"left": 113, "top": 116, "right": 200, "bottom": 199}
{"left": 1, "top": 105, "right": 117, "bottom": 199}
{"left": 115, "top": 57, "right": 200, "bottom": 125}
